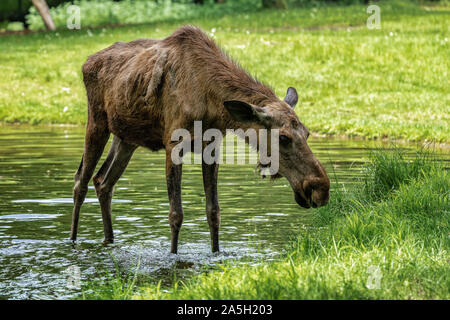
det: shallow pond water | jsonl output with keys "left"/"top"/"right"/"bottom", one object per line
{"left": 0, "top": 126, "right": 447, "bottom": 299}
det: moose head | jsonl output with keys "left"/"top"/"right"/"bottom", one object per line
{"left": 224, "top": 87, "right": 330, "bottom": 208}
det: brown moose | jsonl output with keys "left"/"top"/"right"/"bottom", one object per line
{"left": 70, "top": 26, "right": 330, "bottom": 253}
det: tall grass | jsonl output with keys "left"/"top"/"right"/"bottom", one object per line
{"left": 361, "top": 147, "right": 441, "bottom": 200}
{"left": 84, "top": 148, "right": 450, "bottom": 299}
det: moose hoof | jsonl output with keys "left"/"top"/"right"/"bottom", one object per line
{"left": 103, "top": 238, "right": 114, "bottom": 245}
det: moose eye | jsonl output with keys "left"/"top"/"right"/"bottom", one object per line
{"left": 279, "top": 135, "right": 291, "bottom": 145}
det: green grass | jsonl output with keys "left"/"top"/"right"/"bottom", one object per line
{"left": 25, "top": 0, "right": 260, "bottom": 31}
{"left": 83, "top": 148, "right": 449, "bottom": 300}
{"left": 361, "top": 147, "right": 442, "bottom": 200}
{"left": 0, "top": 1, "right": 449, "bottom": 142}
{"left": 82, "top": 253, "right": 142, "bottom": 300}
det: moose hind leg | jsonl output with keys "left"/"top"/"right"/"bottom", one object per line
{"left": 71, "top": 120, "right": 110, "bottom": 241}
{"left": 93, "top": 136, "right": 136, "bottom": 244}
{"left": 202, "top": 161, "right": 220, "bottom": 253}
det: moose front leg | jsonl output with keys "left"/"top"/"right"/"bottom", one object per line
{"left": 166, "top": 149, "right": 184, "bottom": 254}
{"left": 202, "top": 161, "right": 220, "bottom": 253}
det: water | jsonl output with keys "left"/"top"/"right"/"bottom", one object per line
{"left": 0, "top": 126, "right": 447, "bottom": 299}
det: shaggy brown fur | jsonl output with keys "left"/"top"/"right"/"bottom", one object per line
{"left": 71, "top": 26, "right": 330, "bottom": 253}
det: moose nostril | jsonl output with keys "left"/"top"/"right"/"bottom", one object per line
{"left": 302, "top": 181, "right": 313, "bottom": 199}
{"left": 311, "top": 201, "right": 318, "bottom": 208}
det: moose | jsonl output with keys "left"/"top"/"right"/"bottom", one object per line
{"left": 70, "top": 26, "right": 330, "bottom": 253}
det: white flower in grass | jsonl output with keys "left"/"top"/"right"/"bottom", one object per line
{"left": 260, "top": 38, "right": 271, "bottom": 45}
{"left": 63, "top": 106, "right": 69, "bottom": 113}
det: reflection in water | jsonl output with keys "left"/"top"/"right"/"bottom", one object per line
{"left": 0, "top": 126, "right": 447, "bottom": 299}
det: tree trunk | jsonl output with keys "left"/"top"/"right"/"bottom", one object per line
{"left": 31, "top": 0, "right": 56, "bottom": 31}
{"left": 262, "top": 0, "right": 287, "bottom": 9}
{"left": 194, "top": 0, "right": 226, "bottom": 5}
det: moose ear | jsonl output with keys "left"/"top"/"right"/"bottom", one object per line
{"left": 224, "top": 100, "right": 269, "bottom": 124}
{"left": 284, "top": 87, "right": 298, "bottom": 108}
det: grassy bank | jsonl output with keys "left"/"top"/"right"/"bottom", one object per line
{"left": 83, "top": 149, "right": 449, "bottom": 300}
{"left": 0, "top": 1, "right": 449, "bottom": 142}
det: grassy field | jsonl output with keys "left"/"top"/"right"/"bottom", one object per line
{"left": 83, "top": 149, "right": 449, "bottom": 300}
{"left": 0, "top": 1, "right": 448, "bottom": 142}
